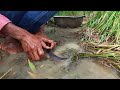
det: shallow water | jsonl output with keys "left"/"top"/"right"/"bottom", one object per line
{"left": 0, "top": 26, "right": 119, "bottom": 79}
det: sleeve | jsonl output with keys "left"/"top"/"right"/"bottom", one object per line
{"left": 0, "top": 14, "right": 12, "bottom": 30}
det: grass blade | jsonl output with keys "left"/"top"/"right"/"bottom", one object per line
{"left": 28, "top": 59, "right": 37, "bottom": 72}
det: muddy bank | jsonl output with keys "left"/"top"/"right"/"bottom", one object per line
{"left": 0, "top": 26, "right": 119, "bottom": 79}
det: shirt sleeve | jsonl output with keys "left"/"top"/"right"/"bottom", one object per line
{"left": 0, "top": 14, "right": 11, "bottom": 30}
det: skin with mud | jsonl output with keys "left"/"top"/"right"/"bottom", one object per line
{"left": 0, "top": 26, "right": 119, "bottom": 79}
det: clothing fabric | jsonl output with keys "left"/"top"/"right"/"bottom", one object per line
{"left": 0, "top": 14, "right": 11, "bottom": 30}
{"left": 0, "top": 11, "right": 57, "bottom": 33}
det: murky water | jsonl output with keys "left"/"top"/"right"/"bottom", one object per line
{"left": 0, "top": 26, "right": 119, "bottom": 79}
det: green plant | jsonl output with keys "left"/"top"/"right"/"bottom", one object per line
{"left": 28, "top": 59, "right": 37, "bottom": 72}
{"left": 85, "top": 11, "right": 120, "bottom": 44}
{"left": 56, "top": 11, "right": 84, "bottom": 16}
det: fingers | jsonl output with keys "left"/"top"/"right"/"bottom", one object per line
{"left": 50, "top": 41, "right": 56, "bottom": 49}
{"left": 27, "top": 45, "right": 45, "bottom": 61}
{"left": 20, "top": 37, "right": 46, "bottom": 61}
{"left": 41, "top": 41, "right": 51, "bottom": 49}
{"left": 28, "top": 51, "right": 34, "bottom": 60}
{"left": 23, "top": 43, "right": 35, "bottom": 60}
{"left": 41, "top": 38, "right": 56, "bottom": 49}
{"left": 21, "top": 41, "right": 39, "bottom": 60}
{"left": 21, "top": 42, "right": 29, "bottom": 52}
{"left": 27, "top": 53, "right": 32, "bottom": 60}
{"left": 41, "top": 37, "right": 53, "bottom": 43}
{"left": 37, "top": 47, "right": 45, "bottom": 58}
{"left": 32, "top": 48, "right": 40, "bottom": 60}
{"left": 27, "top": 46, "right": 40, "bottom": 61}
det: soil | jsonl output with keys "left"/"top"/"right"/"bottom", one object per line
{"left": 0, "top": 26, "right": 119, "bottom": 79}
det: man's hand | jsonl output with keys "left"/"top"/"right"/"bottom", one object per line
{"left": 20, "top": 34, "right": 45, "bottom": 60}
{"left": 1, "top": 23, "right": 56, "bottom": 61}
{"left": 21, "top": 34, "right": 56, "bottom": 60}
{"left": 41, "top": 37, "right": 56, "bottom": 49}
{"left": 35, "top": 32, "right": 56, "bottom": 50}
{"left": 1, "top": 23, "right": 45, "bottom": 60}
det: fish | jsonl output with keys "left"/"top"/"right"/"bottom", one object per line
{"left": 44, "top": 49, "right": 67, "bottom": 61}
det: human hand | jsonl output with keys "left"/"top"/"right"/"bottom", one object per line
{"left": 20, "top": 34, "right": 45, "bottom": 61}
{"left": 35, "top": 32, "right": 56, "bottom": 50}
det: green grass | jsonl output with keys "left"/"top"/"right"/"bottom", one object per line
{"left": 85, "top": 11, "right": 120, "bottom": 44}
{"left": 55, "top": 11, "right": 120, "bottom": 44}
{"left": 56, "top": 11, "right": 85, "bottom": 16}
{"left": 58, "top": 11, "right": 120, "bottom": 71}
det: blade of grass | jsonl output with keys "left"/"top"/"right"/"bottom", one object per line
{"left": 28, "top": 59, "right": 37, "bottom": 73}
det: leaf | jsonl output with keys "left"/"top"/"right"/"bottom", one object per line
{"left": 27, "top": 71, "right": 39, "bottom": 79}
{"left": 99, "top": 34, "right": 106, "bottom": 44}
{"left": 28, "top": 59, "right": 37, "bottom": 72}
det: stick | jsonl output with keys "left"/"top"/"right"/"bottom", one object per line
{"left": 0, "top": 67, "right": 12, "bottom": 79}
{"left": 90, "top": 42, "right": 120, "bottom": 48}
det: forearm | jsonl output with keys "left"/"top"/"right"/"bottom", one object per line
{"left": 1, "top": 23, "right": 31, "bottom": 41}
{"left": 0, "top": 14, "right": 32, "bottom": 41}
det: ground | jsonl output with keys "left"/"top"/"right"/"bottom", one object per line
{"left": 0, "top": 26, "right": 119, "bottom": 79}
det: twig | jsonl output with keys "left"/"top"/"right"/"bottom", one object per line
{"left": 91, "top": 42, "right": 120, "bottom": 48}
{"left": 0, "top": 67, "right": 12, "bottom": 79}
{"left": 102, "top": 46, "right": 120, "bottom": 52}
{"left": 110, "top": 64, "right": 120, "bottom": 73}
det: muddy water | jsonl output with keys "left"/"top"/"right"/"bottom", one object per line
{"left": 0, "top": 26, "right": 119, "bottom": 79}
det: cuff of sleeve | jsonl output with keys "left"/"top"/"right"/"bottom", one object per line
{"left": 0, "top": 14, "right": 12, "bottom": 30}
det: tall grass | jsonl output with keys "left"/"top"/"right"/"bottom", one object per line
{"left": 55, "top": 11, "right": 120, "bottom": 44}
{"left": 85, "top": 11, "right": 120, "bottom": 44}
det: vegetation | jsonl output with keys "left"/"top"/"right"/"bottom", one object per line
{"left": 57, "top": 11, "right": 85, "bottom": 16}
{"left": 58, "top": 11, "right": 120, "bottom": 72}
{"left": 28, "top": 59, "right": 37, "bottom": 73}
{"left": 58, "top": 11, "right": 120, "bottom": 44}
{"left": 85, "top": 11, "right": 120, "bottom": 44}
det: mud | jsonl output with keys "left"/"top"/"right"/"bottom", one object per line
{"left": 0, "top": 26, "right": 119, "bottom": 79}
